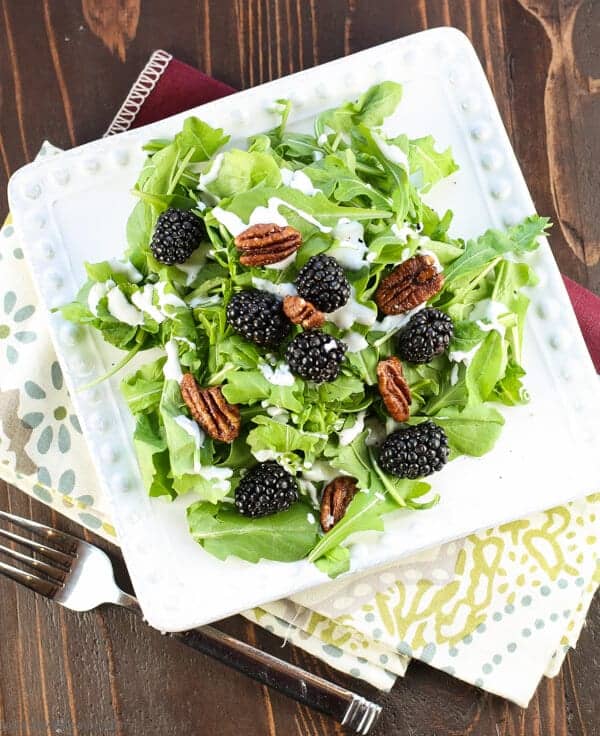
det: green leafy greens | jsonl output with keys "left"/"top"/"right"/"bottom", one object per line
{"left": 60, "top": 81, "right": 549, "bottom": 577}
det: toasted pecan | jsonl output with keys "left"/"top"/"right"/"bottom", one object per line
{"left": 375, "top": 254, "right": 444, "bottom": 315}
{"left": 282, "top": 295, "right": 325, "bottom": 329}
{"left": 320, "top": 476, "right": 358, "bottom": 532}
{"left": 377, "top": 357, "right": 412, "bottom": 422}
{"left": 234, "top": 223, "right": 302, "bottom": 267}
{"left": 180, "top": 373, "right": 241, "bottom": 444}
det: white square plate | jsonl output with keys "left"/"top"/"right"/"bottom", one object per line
{"left": 8, "top": 28, "right": 600, "bottom": 631}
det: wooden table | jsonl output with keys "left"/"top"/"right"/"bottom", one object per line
{"left": 0, "top": 2, "right": 598, "bottom": 734}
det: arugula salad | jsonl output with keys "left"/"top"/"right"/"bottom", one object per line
{"left": 61, "top": 82, "right": 549, "bottom": 577}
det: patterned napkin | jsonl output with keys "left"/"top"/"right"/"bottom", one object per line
{"left": 1, "top": 52, "right": 599, "bottom": 706}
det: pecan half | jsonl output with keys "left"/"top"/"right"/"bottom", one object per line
{"left": 180, "top": 373, "right": 241, "bottom": 444}
{"left": 282, "top": 295, "right": 325, "bottom": 329}
{"left": 377, "top": 357, "right": 412, "bottom": 422}
{"left": 375, "top": 255, "right": 444, "bottom": 315}
{"left": 320, "top": 476, "right": 358, "bottom": 533}
{"left": 234, "top": 223, "right": 302, "bottom": 267}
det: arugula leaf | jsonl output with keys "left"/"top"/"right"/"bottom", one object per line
{"left": 449, "top": 321, "right": 485, "bottom": 354}
{"left": 174, "top": 117, "right": 230, "bottom": 162}
{"left": 324, "top": 431, "right": 373, "bottom": 490}
{"left": 208, "top": 187, "right": 391, "bottom": 235}
{"left": 308, "top": 492, "right": 398, "bottom": 564}
{"left": 409, "top": 136, "right": 458, "bottom": 191}
{"left": 223, "top": 370, "right": 304, "bottom": 413}
{"left": 466, "top": 331, "right": 506, "bottom": 402}
{"left": 433, "top": 404, "right": 505, "bottom": 456}
{"left": 187, "top": 502, "right": 319, "bottom": 563}
{"left": 442, "top": 216, "right": 549, "bottom": 287}
{"left": 172, "top": 470, "right": 231, "bottom": 505}
{"left": 247, "top": 416, "right": 326, "bottom": 469}
{"left": 133, "top": 413, "right": 173, "bottom": 499}
{"left": 492, "top": 361, "right": 529, "bottom": 406}
{"left": 201, "top": 149, "right": 282, "bottom": 199}
{"left": 315, "top": 82, "right": 402, "bottom": 137}
{"left": 121, "top": 358, "right": 165, "bottom": 414}
{"left": 302, "top": 153, "right": 391, "bottom": 210}
{"left": 315, "top": 546, "right": 351, "bottom": 577}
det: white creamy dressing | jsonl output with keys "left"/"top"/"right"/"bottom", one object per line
{"left": 211, "top": 207, "right": 247, "bottom": 236}
{"left": 327, "top": 287, "right": 377, "bottom": 330}
{"left": 317, "top": 133, "right": 328, "bottom": 146}
{"left": 372, "top": 131, "right": 410, "bottom": 170}
{"left": 364, "top": 417, "right": 386, "bottom": 447}
{"left": 197, "top": 153, "right": 224, "bottom": 191}
{"left": 342, "top": 331, "right": 369, "bottom": 353}
{"left": 174, "top": 248, "right": 206, "bottom": 286}
{"left": 212, "top": 198, "right": 332, "bottom": 237}
{"left": 448, "top": 344, "right": 480, "bottom": 367}
{"left": 372, "top": 303, "right": 425, "bottom": 336}
{"left": 174, "top": 336, "right": 197, "bottom": 350}
{"left": 259, "top": 361, "right": 295, "bottom": 386}
{"left": 131, "top": 284, "right": 166, "bottom": 324}
{"left": 107, "top": 259, "right": 143, "bottom": 283}
{"left": 280, "top": 168, "right": 321, "bottom": 196}
{"left": 391, "top": 223, "right": 420, "bottom": 244}
{"left": 302, "top": 461, "right": 339, "bottom": 483}
{"left": 163, "top": 339, "right": 183, "bottom": 382}
{"left": 450, "top": 363, "right": 460, "bottom": 386}
{"left": 196, "top": 465, "right": 233, "bottom": 493}
{"left": 330, "top": 218, "right": 368, "bottom": 270}
{"left": 264, "top": 251, "right": 298, "bottom": 271}
{"left": 323, "top": 339, "right": 338, "bottom": 352}
{"left": 252, "top": 448, "right": 282, "bottom": 463}
{"left": 297, "top": 478, "right": 319, "bottom": 507}
{"left": 106, "top": 286, "right": 144, "bottom": 326}
{"left": 187, "top": 294, "right": 222, "bottom": 308}
{"left": 174, "top": 415, "right": 205, "bottom": 449}
{"left": 155, "top": 281, "right": 186, "bottom": 310}
{"left": 338, "top": 411, "right": 366, "bottom": 446}
{"left": 87, "top": 279, "right": 114, "bottom": 315}
{"left": 306, "top": 512, "right": 317, "bottom": 525}
{"left": 312, "top": 151, "right": 324, "bottom": 161}
{"left": 470, "top": 299, "right": 508, "bottom": 337}
{"left": 129, "top": 281, "right": 187, "bottom": 324}
{"left": 385, "top": 417, "right": 401, "bottom": 435}
{"left": 251, "top": 277, "right": 297, "bottom": 298}
{"left": 260, "top": 401, "right": 290, "bottom": 422}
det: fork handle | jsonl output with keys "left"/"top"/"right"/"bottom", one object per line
{"left": 171, "top": 626, "right": 381, "bottom": 734}
{"left": 116, "top": 591, "right": 380, "bottom": 733}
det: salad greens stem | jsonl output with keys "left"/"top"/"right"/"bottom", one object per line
{"left": 77, "top": 343, "right": 143, "bottom": 393}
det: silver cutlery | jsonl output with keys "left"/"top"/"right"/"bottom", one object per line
{"left": 0, "top": 508, "right": 381, "bottom": 734}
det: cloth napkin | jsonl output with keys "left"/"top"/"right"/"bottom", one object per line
{"left": 1, "top": 50, "right": 599, "bottom": 705}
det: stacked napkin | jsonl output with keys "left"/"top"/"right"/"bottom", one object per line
{"left": 1, "top": 51, "right": 599, "bottom": 706}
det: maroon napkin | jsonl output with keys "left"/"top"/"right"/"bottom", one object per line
{"left": 114, "top": 51, "right": 600, "bottom": 374}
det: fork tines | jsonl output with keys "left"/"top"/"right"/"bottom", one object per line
{"left": 0, "top": 509, "right": 76, "bottom": 598}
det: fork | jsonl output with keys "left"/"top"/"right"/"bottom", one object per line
{"left": 0, "top": 509, "right": 381, "bottom": 734}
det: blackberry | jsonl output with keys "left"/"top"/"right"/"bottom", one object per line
{"left": 295, "top": 255, "right": 350, "bottom": 313}
{"left": 150, "top": 208, "right": 206, "bottom": 264}
{"left": 285, "top": 330, "right": 346, "bottom": 383}
{"left": 397, "top": 308, "right": 454, "bottom": 364}
{"left": 379, "top": 421, "right": 449, "bottom": 479}
{"left": 235, "top": 461, "right": 299, "bottom": 518}
{"left": 226, "top": 289, "right": 290, "bottom": 347}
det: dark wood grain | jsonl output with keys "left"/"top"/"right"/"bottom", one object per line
{"left": 0, "top": 2, "right": 599, "bottom": 735}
